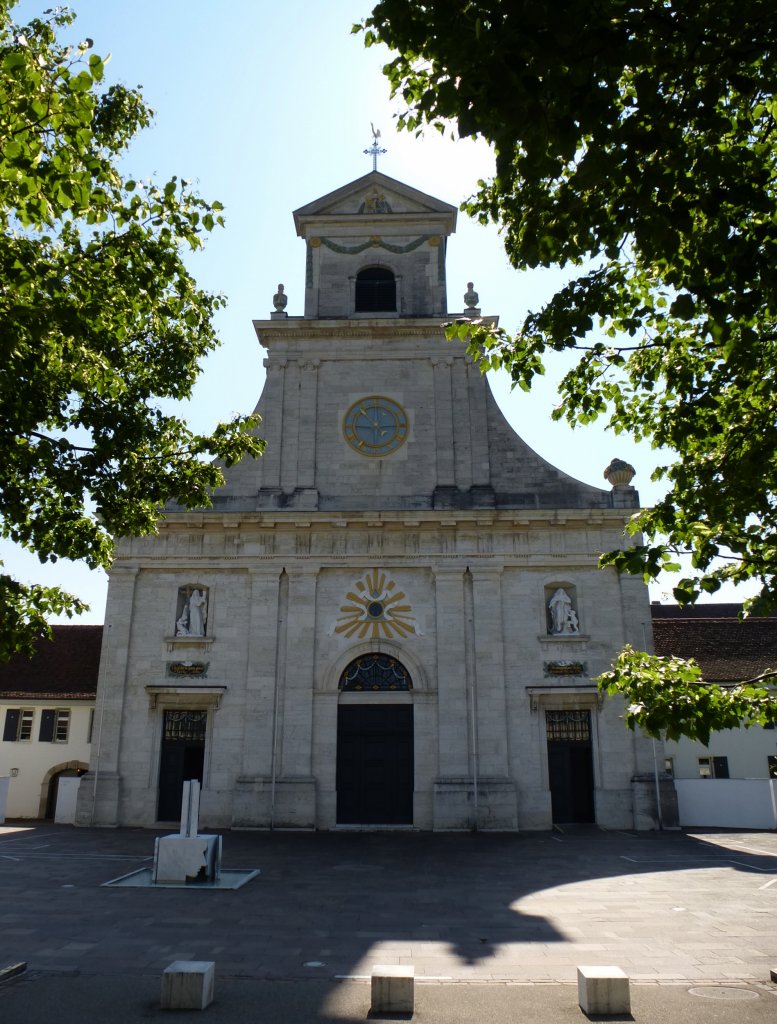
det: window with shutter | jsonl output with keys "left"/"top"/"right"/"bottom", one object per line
{"left": 3, "top": 709, "right": 33, "bottom": 741}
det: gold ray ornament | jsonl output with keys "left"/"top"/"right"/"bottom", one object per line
{"left": 334, "top": 569, "right": 417, "bottom": 640}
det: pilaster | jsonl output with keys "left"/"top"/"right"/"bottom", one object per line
{"left": 451, "top": 357, "right": 473, "bottom": 489}
{"left": 279, "top": 360, "right": 301, "bottom": 493}
{"left": 240, "top": 569, "right": 282, "bottom": 778}
{"left": 432, "top": 358, "right": 455, "bottom": 487}
{"left": 278, "top": 568, "right": 318, "bottom": 779}
{"left": 470, "top": 566, "right": 510, "bottom": 778}
{"left": 432, "top": 566, "right": 469, "bottom": 777}
{"left": 75, "top": 564, "right": 138, "bottom": 827}
{"left": 297, "top": 360, "right": 320, "bottom": 489}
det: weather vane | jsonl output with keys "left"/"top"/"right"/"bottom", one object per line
{"left": 364, "top": 123, "right": 387, "bottom": 171}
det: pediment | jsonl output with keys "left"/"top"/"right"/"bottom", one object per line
{"left": 293, "top": 171, "right": 457, "bottom": 238}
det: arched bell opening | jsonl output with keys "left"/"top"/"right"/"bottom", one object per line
{"left": 354, "top": 266, "right": 396, "bottom": 313}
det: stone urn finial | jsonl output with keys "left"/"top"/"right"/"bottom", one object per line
{"left": 604, "top": 458, "right": 636, "bottom": 487}
{"left": 273, "top": 283, "right": 288, "bottom": 313}
{"left": 464, "top": 281, "right": 479, "bottom": 310}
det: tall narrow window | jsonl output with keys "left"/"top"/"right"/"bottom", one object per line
{"left": 54, "top": 710, "right": 71, "bottom": 743}
{"left": 355, "top": 267, "right": 396, "bottom": 312}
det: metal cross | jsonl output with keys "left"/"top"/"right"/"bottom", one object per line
{"left": 364, "top": 123, "right": 387, "bottom": 171}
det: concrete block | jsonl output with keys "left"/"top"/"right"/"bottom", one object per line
{"left": 371, "top": 964, "right": 414, "bottom": 1014}
{"left": 577, "top": 965, "right": 630, "bottom": 1015}
{"left": 161, "top": 960, "right": 215, "bottom": 1010}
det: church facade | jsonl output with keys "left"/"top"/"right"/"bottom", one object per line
{"left": 76, "top": 171, "right": 666, "bottom": 832}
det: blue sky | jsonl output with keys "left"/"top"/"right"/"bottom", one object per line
{"left": 4, "top": 0, "right": 673, "bottom": 622}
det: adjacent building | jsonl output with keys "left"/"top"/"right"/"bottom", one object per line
{"left": 652, "top": 603, "right": 777, "bottom": 782}
{"left": 0, "top": 625, "right": 100, "bottom": 820}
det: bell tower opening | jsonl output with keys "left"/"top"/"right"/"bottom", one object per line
{"left": 355, "top": 266, "right": 396, "bottom": 313}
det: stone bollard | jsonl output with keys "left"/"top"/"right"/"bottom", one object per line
{"left": 577, "top": 965, "right": 630, "bottom": 1015}
{"left": 161, "top": 960, "right": 215, "bottom": 1010}
{"left": 371, "top": 964, "right": 415, "bottom": 1014}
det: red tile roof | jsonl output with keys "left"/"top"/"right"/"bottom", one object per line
{"left": 651, "top": 605, "right": 777, "bottom": 683}
{"left": 0, "top": 625, "right": 102, "bottom": 700}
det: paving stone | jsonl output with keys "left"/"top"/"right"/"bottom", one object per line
{"left": 0, "top": 824, "right": 776, "bottom": 987}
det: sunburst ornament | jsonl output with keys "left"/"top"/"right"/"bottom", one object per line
{"left": 333, "top": 569, "right": 417, "bottom": 640}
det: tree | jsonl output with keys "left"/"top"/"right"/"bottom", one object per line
{"left": 0, "top": 2, "right": 264, "bottom": 659}
{"left": 599, "top": 648, "right": 777, "bottom": 746}
{"left": 360, "top": 0, "right": 777, "bottom": 735}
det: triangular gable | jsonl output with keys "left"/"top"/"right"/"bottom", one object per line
{"left": 293, "top": 170, "right": 457, "bottom": 236}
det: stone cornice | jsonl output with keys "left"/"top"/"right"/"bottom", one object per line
{"left": 253, "top": 315, "right": 499, "bottom": 345}
{"left": 155, "top": 508, "right": 629, "bottom": 530}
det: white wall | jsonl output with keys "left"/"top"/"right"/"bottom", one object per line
{"left": 666, "top": 725, "right": 777, "bottom": 780}
{"left": 675, "top": 778, "right": 777, "bottom": 829}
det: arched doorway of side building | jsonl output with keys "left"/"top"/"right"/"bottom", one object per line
{"left": 336, "top": 653, "right": 414, "bottom": 826}
{"left": 40, "top": 761, "right": 89, "bottom": 820}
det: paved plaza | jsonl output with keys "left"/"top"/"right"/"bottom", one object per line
{"left": 1, "top": 823, "right": 776, "bottom": 1021}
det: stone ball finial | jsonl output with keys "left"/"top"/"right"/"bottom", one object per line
{"left": 273, "top": 284, "right": 288, "bottom": 313}
{"left": 604, "top": 458, "right": 636, "bottom": 486}
{"left": 464, "top": 282, "right": 479, "bottom": 309}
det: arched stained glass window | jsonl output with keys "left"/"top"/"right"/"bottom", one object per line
{"left": 339, "top": 654, "right": 412, "bottom": 692}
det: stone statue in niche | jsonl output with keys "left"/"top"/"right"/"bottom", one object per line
{"left": 548, "top": 588, "right": 580, "bottom": 635}
{"left": 175, "top": 587, "right": 208, "bottom": 637}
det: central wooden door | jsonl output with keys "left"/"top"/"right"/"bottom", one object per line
{"left": 336, "top": 704, "right": 414, "bottom": 825}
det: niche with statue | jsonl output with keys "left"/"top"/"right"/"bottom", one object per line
{"left": 175, "top": 585, "right": 209, "bottom": 638}
{"left": 545, "top": 584, "right": 580, "bottom": 636}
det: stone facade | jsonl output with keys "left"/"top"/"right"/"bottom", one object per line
{"left": 76, "top": 171, "right": 662, "bottom": 831}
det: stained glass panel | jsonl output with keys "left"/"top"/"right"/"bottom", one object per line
{"left": 339, "top": 654, "right": 412, "bottom": 692}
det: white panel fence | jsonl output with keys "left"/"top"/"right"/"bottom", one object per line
{"left": 674, "top": 778, "right": 777, "bottom": 829}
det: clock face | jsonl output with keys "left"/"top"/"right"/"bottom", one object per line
{"left": 343, "top": 396, "right": 409, "bottom": 457}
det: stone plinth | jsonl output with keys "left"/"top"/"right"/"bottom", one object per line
{"left": 161, "top": 960, "right": 214, "bottom": 1010}
{"left": 371, "top": 964, "right": 414, "bottom": 1014}
{"left": 577, "top": 965, "right": 630, "bottom": 1015}
{"left": 153, "top": 834, "right": 221, "bottom": 884}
